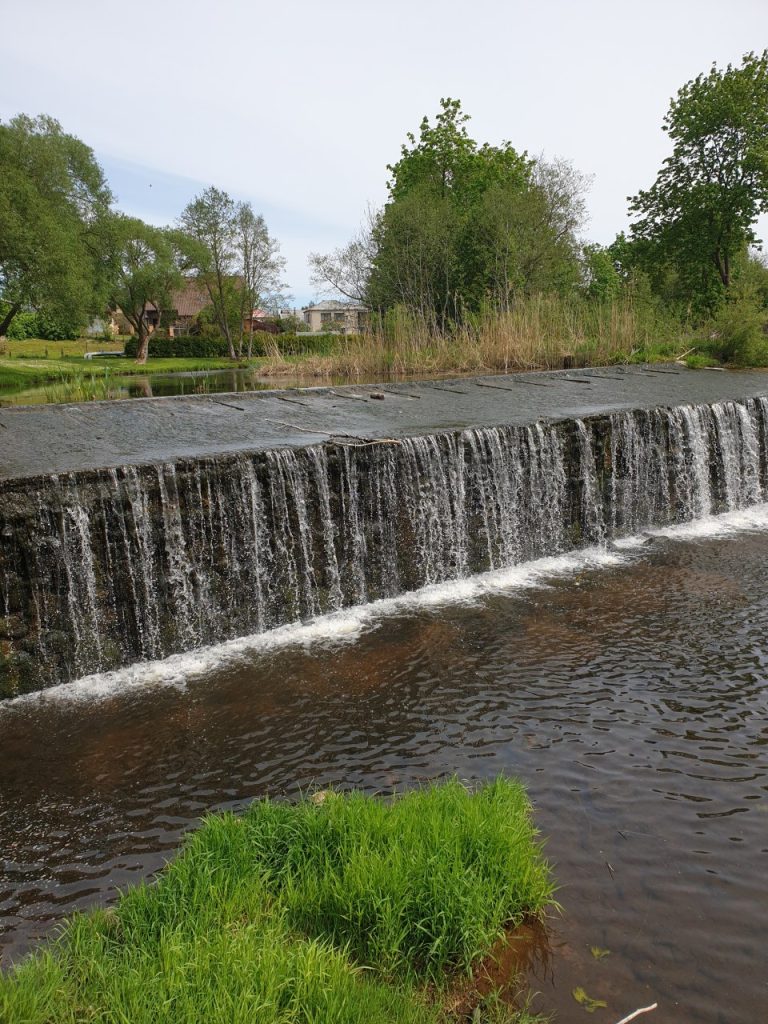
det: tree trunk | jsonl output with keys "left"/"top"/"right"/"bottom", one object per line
{"left": 714, "top": 249, "right": 731, "bottom": 288}
{"left": 0, "top": 302, "right": 21, "bottom": 338}
{"left": 135, "top": 323, "right": 149, "bottom": 364}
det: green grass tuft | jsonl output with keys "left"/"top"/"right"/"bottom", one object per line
{"left": 0, "top": 778, "right": 553, "bottom": 1023}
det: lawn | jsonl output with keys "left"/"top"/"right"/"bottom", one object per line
{"left": 0, "top": 337, "right": 126, "bottom": 358}
{"left": 0, "top": 778, "right": 554, "bottom": 1024}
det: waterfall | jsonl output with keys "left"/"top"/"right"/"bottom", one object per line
{"left": 2, "top": 396, "right": 768, "bottom": 695}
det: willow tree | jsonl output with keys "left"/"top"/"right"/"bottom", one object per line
{"left": 0, "top": 114, "right": 112, "bottom": 336}
{"left": 104, "top": 215, "right": 182, "bottom": 363}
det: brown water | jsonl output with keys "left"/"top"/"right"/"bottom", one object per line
{"left": 1, "top": 519, "right": 767, "bottom": 1023}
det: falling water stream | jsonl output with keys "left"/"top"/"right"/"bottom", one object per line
{"left": 3, "top": 396, "right": 768, "bottom": 691}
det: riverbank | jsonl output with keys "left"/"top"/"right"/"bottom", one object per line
{"left": 0, "top": 778, "right": 552, "bottom": 1024}
{"left": 0, "top": 295, "right": 750, "bottom": 403}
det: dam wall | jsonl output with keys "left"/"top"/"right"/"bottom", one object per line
{"left": 2, "top": 367, "right": 768, "bottom": 696}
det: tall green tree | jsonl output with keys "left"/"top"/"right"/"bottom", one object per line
{"left": 0, "top": 114, "right": 112, "bottom": 336}
{"left": 314, "top": 99, "right": 587, "bottom": 324}
{"left": 628, "top": 51, "right": 768, "bottom": 312}
{"left": 104, "top": 215, "right": 182, "bottom": 363}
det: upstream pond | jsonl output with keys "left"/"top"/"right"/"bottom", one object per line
{"left": 1, "top": 510, "right": 767, "bottom": 1023}
{"left": 0, "top": 367, "right": 425, "bottom": 406}
{"left": 0, "top": 369, "right": 299, "bottom": 406}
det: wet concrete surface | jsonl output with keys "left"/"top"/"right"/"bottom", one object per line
{"left": 2, "top": 365, "right": 768, "bottom": 480}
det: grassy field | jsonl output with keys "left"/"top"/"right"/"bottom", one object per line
{"left": 0, "top": 337, "right": 127, "bottom": 358}
{"left": 0, "top": 778, "right": 553, "bottom": 1024}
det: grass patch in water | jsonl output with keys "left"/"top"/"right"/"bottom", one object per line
{"left": 0, "top": 777, "right": 553, "bottom": 1023}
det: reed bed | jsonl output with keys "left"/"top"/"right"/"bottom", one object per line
{"left": 258, "top": 296, "right": 684, "bottom": 381}
{"left": 0, "top": 778, "right": 553, "bottom": 1024}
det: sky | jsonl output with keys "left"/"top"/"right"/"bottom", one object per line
{"left": 2, "top": 0, "right": 768, "bottom": 307}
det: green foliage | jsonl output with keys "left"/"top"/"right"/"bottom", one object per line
{"left": 0, "top": 114, "right": 112, "bottom": 335}
{"left": 582, "top": 244, "right": 622, "bottom": 302}
{"left": 707, "top": 289, "right": 768, "bottom": 364}
{"left": 33, "top": 309, "right": 84, "bottom": 340}
{"left": 124, "top": 334, "right": 230, "bottom": 358}
{"left": 629, "top": 50, "right": 768, "bottom": 313}
{"left": 0, "top": 779, "right": 552, "bottom": 1024}
{"left": 0, "top": 303, "right": 84, "bottom": 340}
{"left": 104, "top": 214, "right": 183, "bottom": 361}
{"left": 245, "top": 777, "right": 552, "bottom": 984}
{"left": 366, "top": 99, "right": 586, "bottom": 322}
{"left": 121, "top": 332, "right": 342, "bottom": 359}
{"left": 2, "top": 307, "right": 37, "bottom": 339}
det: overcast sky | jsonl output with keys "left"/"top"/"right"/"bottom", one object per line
{"left": 2, "top": 0, "right": 767, "bottom": 306}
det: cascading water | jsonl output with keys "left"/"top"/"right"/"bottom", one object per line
{"left": 2, "top": 396, "right": 768, "bottom": 695}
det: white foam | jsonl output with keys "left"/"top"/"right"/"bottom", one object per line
{"left": 6, "top": 502, "right": 768, "bottom": 710}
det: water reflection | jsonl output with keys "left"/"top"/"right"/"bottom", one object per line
{"left": 1, "top": 530, "right": 767, "bottom": 1023}
{"left": 0, "top": 367, "right": 496, "bottom": 407}
{"left": 0, "top": 370, "right": 306, "bottom": 406}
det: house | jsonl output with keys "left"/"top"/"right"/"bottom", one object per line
{"left": 302, "top": 301, "right": 368, "bottom": 334}
{"left": 114, "top": 278, "right": 281, "bottom": 338}
{"left": 166, "top": 279, "right": 209, "bottom": 336}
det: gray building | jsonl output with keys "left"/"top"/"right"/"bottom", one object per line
{"left": 302, "top": 300, "right": 368, "bottom": 334}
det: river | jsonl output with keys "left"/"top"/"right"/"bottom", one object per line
{"left": 1, "top": 508, "right": 767, "bottom": 1022}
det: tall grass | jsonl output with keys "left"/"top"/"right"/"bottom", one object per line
{"left": 0, "top": 778, "right": 553, "bottom": 1024}
{"left": 259, "top": 295, "right": 686, "bottom": 380}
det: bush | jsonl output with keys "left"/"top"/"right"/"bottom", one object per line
{"left": 34, "top": 310, "right": 84, "bottom": 340}
{"left": 124, "top": 334, "right": 231, "bottom": 358}
{"left": 0, "top": 304, "right": 84, "bottom": 340}
{"left": 122, "top": 332, "right": 349, "bottom": 359}
{"left": 5, "top": 311, "right": 38, "bottom": 340}
{"left": 710, "top": 294, "right": 768, "bottom": 365}
{"left": 263, "top": 332, "right": 347, "bottom": 356}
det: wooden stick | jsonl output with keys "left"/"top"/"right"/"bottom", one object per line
{"left": 614, "top": 1003, "right": 658, "bottom": 1024}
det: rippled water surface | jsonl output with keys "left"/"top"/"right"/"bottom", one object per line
{"left": 1, "top": 520, "right": 767, "bottom": 1023}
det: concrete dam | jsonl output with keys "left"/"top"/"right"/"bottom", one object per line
{"left": 2, "top": 365, "right": 768, "bottom": 697}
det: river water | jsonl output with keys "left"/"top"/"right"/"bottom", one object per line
{"left": 1, "top": 510, "right": 767, "bottom": 1023}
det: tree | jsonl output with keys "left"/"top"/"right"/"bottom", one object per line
{"left": 367, "top": 99, "right": 534, "bottom": 323}
{"left": 179, "top": 187, "right": 239, "bottom": 358}
{"left": 313, "top": 99, "right": 586, "bottom": 324}
{"left": 628, "top": 51, "right": 768, "bottom": 312}
{"left": 309, "top": 209, "right": 377, "bottom": 304}
{"left": 235, "top": 203, "right": 287, "bottom": 358}
{"left": 0, "top": 114, "right": 112, "bottom": 336}
{"left": 466, "top": 158, "right": 588, "bottom": 309}
{"left": 104, "top": 215, "right": 182, "bottom": 363}
{"left": 179, "top": 187, "right": 286, "bottom": 359}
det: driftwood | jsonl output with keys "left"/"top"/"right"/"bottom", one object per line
{"left": 673, "top": 347, "right": 697, "bottom": 363}
{"left": 614, "top": 1003, "right": 658, "bottom": 1024}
